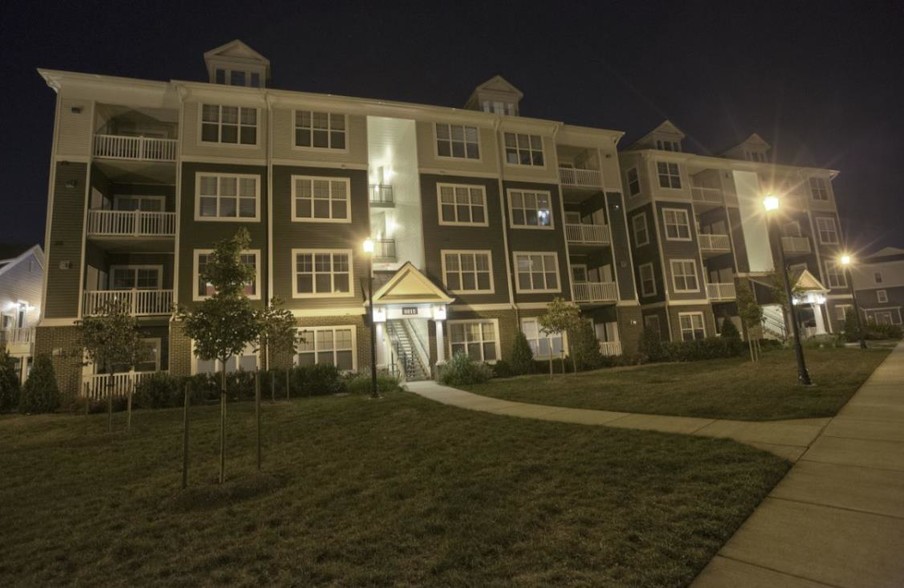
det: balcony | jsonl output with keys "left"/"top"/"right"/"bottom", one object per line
{"left": 559, "top": 167, "right": 602, "bottom": 189}
{"left": 706, "top": 282, "right": 737, "bottom": 301}
{"left": 87, "top": 210, "right": 176, "bottom": 238}
{"left": 599, "top": 341, "right": 622, "bottom": 357}
{"left": 698, "top": 233, "right": 731, "bottom": 255}
{"left": 83, "top": 290, "right": 173, "bottom": 317}
{"left": 373, "top": 239, "right": 396, "bottom": 262}
{"left": 370, "top": 184, "right": 394, "bottom": 207}
{"left": 1, "top": 327, "right": 35, "bottom": 355}
{"left": 82, "top": 371, "right": 161, "bottom": 400}
{"left": 565, "top": 223, "right": 611, "bottom": 246}
{"left": 691, "top": 186, "right": 724, "bottom": 204}
{"left": 94, "top": 135, "right": 177, "bottom": 162}
{"left": 781, "top": 236, "right": 811, "bottom": 254}
{"left": 573, "top": 281, "right": 618, "bottom": 303}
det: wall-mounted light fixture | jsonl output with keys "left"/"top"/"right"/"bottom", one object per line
{"left": 64, "top": 179, "right": 78, "bottom": 189}
{"left": 70, "top": 106, "right": 82, "bottom": 114}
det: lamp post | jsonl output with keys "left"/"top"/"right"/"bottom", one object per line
{"left": 839, "top": 254, "right": 867, "bottom": 349}
{"left": 764, "top": 195, "right": 812, "bottom": 385}
{"left": 362, "top": 238, "right": 379, "bottom": 398}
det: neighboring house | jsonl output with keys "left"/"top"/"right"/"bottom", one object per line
{"left": 848, "top": 247, "right": 904, "bottom": 326}
{"left": 35, "top": 40, "right": 852, "bottom": 399}
{"left": 0, "top": 244, "right": 44, "bottom": 384}
{"left": 619, "top": 123, "right": 850, "bottom": 341}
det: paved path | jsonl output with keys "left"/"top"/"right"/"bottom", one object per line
{"left": 407, "top": 342, "right": 904, "bottom": 587}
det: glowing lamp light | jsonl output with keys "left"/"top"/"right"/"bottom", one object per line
{"left": 840, "top": 254, "right": 852, "bottom": 266}
{"left": 363, "top": 238, "right": 374, "bottom": 254}
{"left": 763, "top": 195, "right": 780, "bottom": 211}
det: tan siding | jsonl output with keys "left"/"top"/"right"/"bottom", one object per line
{"left": 180, "top": 102, "right": 268, "bottom": 160}
{"left": 416, "top": 122, "right": 499, "bottom": 175}
{"left": 56, "top": 98, "right": 93, "bottom": 158}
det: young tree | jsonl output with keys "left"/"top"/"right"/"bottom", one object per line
{"left": 19, "top": 354, "right": 60, "bottom": 414}
{"left": 538, "top": 297, "right": 581, "bottom": 376}
{"left": 736, "top": 280, "right": 763, "bottom": 362}
{"left": 570, "top": 320, "right": 603, "bottom": 372}
{"left": 509, "top": 330, "right": 534, "bottom": 376}
{"left": 843, "top": 307, "right": 862, "bottom": 343}
{"left": 0, "top": 349, "right": 21, "bottom": 412}
{"left": 256, "top": 296, "right": 298, "bottom": 372}
{"left": 176, "top": 228, "right": 260, "bottom": 484}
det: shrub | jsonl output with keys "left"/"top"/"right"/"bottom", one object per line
{"left": 72, "top": 395, "right": 129, "bottom": 414}
{"left": 509, "top": 331, "right": 534, "bottom": 375}
{"left": 183, "top": 373, "right": 221, "bottom": 402}
{"left": 720, "top": 317, "right": 741, "bottom": 340}
{"left": 19, "top": 354, "right": 60, "bottom": 414}
{"left": 842, "top": 308, "right": 862, "bottom": 342}
{"left": 439, "top": 352, "right": 493, "bottom": 386}
{"left": 639, "top": 326, "right": 666, "bottom": 363}
{"left": 491, "top": 360, "right": 514, "bottom": 378}
{"left": 292, "top": 363, "right": 344, "bottom": 396}
{"left": 134, "top": 372, "right": 183, "bottom": 408}
{"left": 532, "top": 357, "right": 568, "bottom": 374}
{"left": 0, "top": 349, "right": 20, "bottom": 412}
{"left": 570, "top": 321, "right": 604, "bottom": 372}
{"left": 345, "top": 371, "right": 403, "bottom": 395}
{"left": 660, "top": 337, "right": 745, "bottom": 362}
{"left": 865, "top": 321, "right": 903, "bottom": 340}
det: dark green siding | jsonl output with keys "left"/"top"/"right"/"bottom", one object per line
{"left": 45, "top": 162, "right": 88, "bottom": 318}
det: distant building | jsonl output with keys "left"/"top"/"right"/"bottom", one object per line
{"left": 847, "top": 247, "right": 904, "bottom": 326}
{"left": 0, "top": 245, "right": 44, "bottom": 384}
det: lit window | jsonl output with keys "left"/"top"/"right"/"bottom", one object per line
{"left": 810, "top": 177, "right": 829, "bottom": 201}
{"left": 662, "top": 208, "right": 691, "bottom": 240}
{"left": 657, "top": 162, "right": 681, "bottom": 189}
{"left": 292, "top": 249, "right": 353, "bottom": 297}
{"left": 504, "top": 132, "right": 544, "bottom": 166}
{"left": 437, "top": 184, "right": 487, "bottom": 226}
{"left": 435, "top": 123, "right": 480, "bottom": 159}
{"left": 194, "top": 249, "right": 260, "bottom": 300}
{"left": 295, "top": 111, "right": 347, "bottom": 150}
{"left": 201, "top": 105, "right": 257, "bottom": 145}
{"left": 296, "top": 327, "right": 356, "bottom": 371}
{"left": 627, "top": 168, "right": 640, "bottom": 196}
{"left": 815, "top": 217, "right": 839, "bottom": 244}
{"left": 824, "top": 261, "right": 847, "bottom": 289}
{"left": 442, "top": 251, "right": 493, "bottom": 293}
{"left": 670, "top": 259, "right": 699, "bottom": 292}
{"left": 509, "top": 190, "right": 553, "bottom": 228}
{"left": 639, "top": 263, "right": 657, "bottom": 297}
{"left": 678, "top": 312, "right": 706, "bottom": 341}
{"left": 292, "top": 176, "right": 350, "bottom": 222}
{"left": 448, "top": 320, "right": 498, "bottom": 362}
{"left": 514, "top": 252, "right": 560, "bottom": 293}
{"left": 632, "top": 213, "right": 649, "bottom": 247}
{"left": 521, "top": 317, "right": 563, "bottom": 359}
{"left": 196, "top": 173, "right": 259, "bottom": 220}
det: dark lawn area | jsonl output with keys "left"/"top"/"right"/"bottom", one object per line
{"left": 0, "top": 392, "right": 787, "bottom": 586}
{"left": 467, "top": 347, "right": 891, "bottom": 421}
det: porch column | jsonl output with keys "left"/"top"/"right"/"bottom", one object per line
{"left": 435, "top": 319, "right": 445, "bottom": 364}
{"left": 813, "top": 303, "right": 827, "bottom": 335}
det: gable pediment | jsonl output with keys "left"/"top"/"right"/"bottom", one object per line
{"left": 792, "top": 269, "right": 828, "bottom": 292}
{"left": 372, "top": 262, "right": 454, "bottom": 305}
{"left": 204, "top": 40, "right": 270, "bottom": 65}
{"left": 473, "top": 75, "right": 524, "bottom": 98}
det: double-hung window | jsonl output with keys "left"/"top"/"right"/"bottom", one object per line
{"left": 110, "top": 266, "right": 161, "bottom": 290}
{"left": 662, "top": 208, "right": 691, "bottom": 240}
{"left": 435, "top": 123, "right": 480, "bottom": 159}
{"left": 292, "top": 176, "right": 350, "bottom": 222}
{"left": 196, "top": 343, "right": 258, "bottom": 374}
{"left": 448, "top": 320, "right": 499, "bottom": 362}
{"left": 292, "top": 249, "right": 352, "bottom": 297}
{"left": 296, "top": 326, "right": 356, "bottom": 370}
{"left": 627, "top": 168, "right": 640, "bottom": 196}
{"left": 657, "top": 162, "right": 681, "bottom": 189}
{"left": 509, "top": 190, "right": 552, "bottom": 228}
{"left": 632, "top": 213, "right": 649, "bottom": 247}
{"left": 824, "top": 261, "right": 847, "bottom": 289}
{"left": 639, "top": 263, "right": 657, "bottom": 297}
{"left": 201, "top": 105, "right": 257, "bottom": 145}
{"left": 835, "top": 304, "right": 853, "bottom": 321}
{"left": 678, "top": 312, "right": 706, "bottom": 341}
{"left": 442, "top": 250, "right": 493, "bottom": 293}
{"left": 520, "top": 317, "right": 563, "bottom": 359}
{"left": 504, "top": 132, "right": 544, "bottom": 166}
{"left": 437, "top": 184, "right": 487, "bottom": 225}
{"left": 815, "top": 217, "right": 839, "bottom": 244}
{"left": 810, "top": 177, "right": 829, "bottom": 201}
{"left": 514, "top": 252, "right": 560, "bottom": 293}
{"left": 196, "top": 173, "right": 259, "bottom": 220}
{"left": 194, "top": 249, "right": 260, "bottom": 300}
{"left": 670, "top": 259, "right": 699, "bottom": 292}
{"left": 295, "top": 111, "right": 347, "bottom": 150}
{"left": 878, "top": 290, "right": 888, "bottom": 303}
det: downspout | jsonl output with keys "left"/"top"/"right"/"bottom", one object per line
{"left": 493, "top": 116, "right": 518, "bottom": 323}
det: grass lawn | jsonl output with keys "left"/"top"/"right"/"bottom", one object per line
{"left": 0, "top": 392, "right": 788, "bottom": 586}
{"left": 467, "top": 347, "right": 891, "bottom": 421}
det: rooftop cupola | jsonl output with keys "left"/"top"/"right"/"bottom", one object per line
{"left": 204, "top": 39, "right": 270, "bottom": 88}
{"left": 465, "top": 75, "right": 523, "bottom": 116}
{"left": 628, "top": 120, "right": 686, "bottom": 152}
{"left": 721, "top": 133, "right": 772, "bottom": 163}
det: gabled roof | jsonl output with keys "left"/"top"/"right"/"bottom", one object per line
{"left": 471, "top": 75, "right": 524, "bottom": 99}
{"left": 628, "top": 119, "right": 686, "bottom": 150}
{"left": 0, "top": 244, "right": 44, "bottom": 278}
{"left": 721, "top": 132, "right": 771, "bottom": 157}
{"left": 864, "top": 246, "right": 904, "bottom": 261}
{"left": 203, "top": 40, "right": 270, "bottom": 65}
{"left": 371, "top": 262, "right": 454, "bottom": 305}
{"left": 790, "top": 268, "right": 828, "bottom": 293}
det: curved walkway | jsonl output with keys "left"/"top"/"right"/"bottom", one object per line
{"left": 409, "top": 342, "right": 904, "bottom": 587}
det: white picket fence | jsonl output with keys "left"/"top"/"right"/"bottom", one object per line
{"left": 82, "top": 371, "right": 160, "bottom": 400}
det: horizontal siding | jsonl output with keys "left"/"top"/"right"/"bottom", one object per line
{"left": 45, "top": 162, "right": 88, "bottom": 318}
{"left": 180, "top": 102, "right": 268, "bottom": 160}
{"left": 416, "top": 121, "right": 499, "bottom": 175}
{"left": 0, "top": 252, "right": 44, "bottom": 327}
{"left": 605, "top": 192, "right": 636, "bottom": 300}
{"left": 271, "top": 108, "right": 368, "bottom": 165}
{"left": 56, "top": 98, "right": 93, "bottom": 158}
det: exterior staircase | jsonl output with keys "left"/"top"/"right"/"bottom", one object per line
{"left": 761, "top": 304, "right": 787, "bottom": 340}
{"left": 386, "top": 320, "right": 430, "bottom": 381}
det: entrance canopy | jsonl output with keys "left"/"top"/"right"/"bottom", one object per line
{"left": 368, "top": 262, "right": 453, "bottom": 321}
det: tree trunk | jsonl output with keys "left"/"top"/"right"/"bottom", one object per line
{"left": 255, "top": 371, "right": 261, "bottom": 471}
{"left": 219, "top": 364, "right": 226, "bottom": 484}
{"left": 182, "top": 383, "right": 190, "bottom": 489}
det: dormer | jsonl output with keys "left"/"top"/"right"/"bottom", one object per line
{"left": 204, "top": 40, "right": 270, "bottom": 88}
{"left": 722, "top": 133, "right": 771, "bottom": 163}
{"left": 628, "top": 120, "right": 685, "bottom": 152}
{"left": 465, "top": 75, "right": 523, "bottom": 116}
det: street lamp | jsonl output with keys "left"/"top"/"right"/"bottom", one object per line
{"left": 763, "top": 194, "right": 812, "bottom": 385}
{"left": 362, "top": 238, "right": 379, "bottom": 398}
{"left": 839, "top": 254, "right": 867, "bottom": 349}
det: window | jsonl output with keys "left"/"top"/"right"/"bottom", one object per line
{"left": 448, "top": 320, "right": 499, "bottom": 362}
{"left": 435, "top": 123, "right": 480, "bottom": 159}
{"left": 196, "top": 173, "right": 259, "bottom": 220}
{"left": 656, "top": 139, "right": 681, "bottom": 152}
{"left": 292, "top": 249, "right": 352, "bottom": 297}
{"left": 481, "top": 100, "right": 516, "bottom": 115}
{"left": 782, "top": 221, "right": 802, "bottom": 237}
{"left": 657, "top": 162, "right": 681, "bottom": 188}
{"left": 110, "top": 266, "right": 161, "bottom": 290}
{"left": 824, "top": 261, "right": 847, "bottom": 289}
{"left": 874, "top": 272, "right": 883, "bottom": 284}
{"left": 644, "top": 314, "right": 661, "bottom": 339}
{"left": 514, "top": 253, "right": 560, "bottom": 293}
{"left": 835, "top": 304, "right": 853, "bottom": 321}
{"left": 678, "top": 312, "right": 706, "bottom": 341}
{"left": 815, "top": 217, "right": 839, "bottom": 244}
{"left": 194, "top": 250, "right": 260, "bottom": 300}
{"left": 292, "top": 176, "right": 350, "bottom": 222}
{"left": 521, "top": 318, "right": 563, "bottom": 359}
{"left": 295, "top": 111, "right": 347, "bottom": 150}
{"left": 662, "top": 208, "right": 691, "bottom": 240}
{"left": 114, "top": 195, "right": 164, "bottom": 212}
{"left": 509, "top": 190, "right": 553, "bottom": 228}
{"left": 201, "top": 105, "right": 257, "bottom": 145}
{"left": 134, "top": 338, "right": 161, "bottom": 373}
{"left": 442, "top": 251, "right": 493, "bottom": 293}
{"left": 670, "top": 259, "right": 699, "bottom": 292}
{"left": 196, "top": 343, "right": 258, "bottom": 374}
{"left": 810, "top": 177, "right": 829, "bottom": 201}
{"left": 627, "top": 167, "right": 640, "bottom": 197}
{"left": 639, "top": 263, "right": 657, "bottom": 297}
{"left": 878, "top": 290, "right": 888, "bottom": 303}
{"left": 296, "top": 326, "right": 356, "bottom": 371}
{"left": 632, "top": 213, "right": 649, "bottom": 247}
{"left": 504, "top": 132, "right": 544, "bottom": 166}
{"left": 437, "top": 184, "right": 487, "bottom": 226}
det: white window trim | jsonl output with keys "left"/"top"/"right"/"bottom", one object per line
{"left": 507, "top": 189, "right": 555, "bottom": 230}
{"left": 639, "top": 262, "right": 657, "bottom": 297}
{"left": 633, "top": 212, "right": 649, "bottom": 247}
{"left": 198, "top": 104, "right": 260, "bottom": 148}
{"left": 502, "top": 132, "right": 546, "bottom": 168}
{"left": 436, "top": 183, "right": 489, "bottom": 227}
{"left": 447, "top": 318, "right": 500, "bottom": 363}
{"left": 290, "top": 175, "right": 352, "bottom": 223}
{"left": 810, "top": 177, "right": 830, "bottom": 201}
{"left": 109, "top": 265, "right": 163, "bottom": 290}
{"left": 835, "top": 304, "right": 853, "bottom": 321}
{"left": 193, "top": 249, "right": 262, "bottom": 301}
{"left": 520, "top": 317, "right": 565, "bottom": 360}
{"left": 815, "top": 217, "right": 839, "bottom": 244}
{"left": 678, "top": 312, "right": 706, "bottom": 341}
{"left": 194, "top": 172, "right": 261, "bottom": 222}
{"left": 291, "top": 110, "right": 349, "bottom": 153}
{"left": 441, "top": 250, "right": 495, "bottom": 294}
{"left": 291, "top": 248, "right": 355, "bottom": 299}
{"left": 626, "top": 167, "right": 641, "bottom": 197}
{"left": 513, "top": 251, "right": 561, "bottom": 294}
{"left": 662, "top": 207, "right": 692, "bottom": 241}
{"left": 824, "top": 260, "right": 848, "bottom": 289}
{"left": 294, "top": 326, "right": 358, "bottom": 371}
{"left": 433, "top": 123, "right": 482, "bottom": 161}
{"left": 656, "top": 161, "right": 682, "bottom": 190}
{"left": 670, "top": 259, "right": 700, "bottom": 293}
{"left": 877, "top": 290, "right": 888, "bottom": 303}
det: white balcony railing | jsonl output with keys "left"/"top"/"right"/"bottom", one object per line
{"left": 82, "top": 371, "right": 161, "bottom": 400}
{"left": 599, "top": 341, "right": 622, "bottom": 357}
{"left": 698, "top": 233, "right": 731, "bottom": 252}
{"left": 94, "top": 135, "right": 177, "bottom": 162}
{"left": 565, "top": 223, "right": 611, "bottom": 245}
{"left": 559, "top": 167, "right": 602, "bottom": 188}
{"left": 370, "top": 184, "right": 394, "bottom": 206}
{"left": 83, "top": 290, "right": 173, "bottom": 316}
{"left": 573, "top": 282, "right": 618, "bottom": 303}
{"left": 706, "top": 282, "right": 737, "bottom": 301}
{"left": 691, "top": 186, "right": 724, "bottom": 204}
{"left": 1, "top": 327, "right": 35, "bottom": 345}
{"left": 782, "top": 236, "right": 811, "bottom": 254}
{"left": 373, "top": 239, "right": 396, "bottom": 261}
{"left": 87, "top": 210, "right": 176, "bottom": 237}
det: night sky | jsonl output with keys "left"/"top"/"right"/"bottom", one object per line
{"left": 2, "top": 1, "right": 902, "bottom": 254}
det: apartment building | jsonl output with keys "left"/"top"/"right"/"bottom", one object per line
{"left": 36, "top": 40, "right": 645, "bottom": 398}
{"left": 619, "top": 121, "right": 851, "bottom": 341}
{"left": 847, "top": 247, "right": 904, "bottom": 326}
{"left": 0, "top": 245, "right": 43, "bottom": 384}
